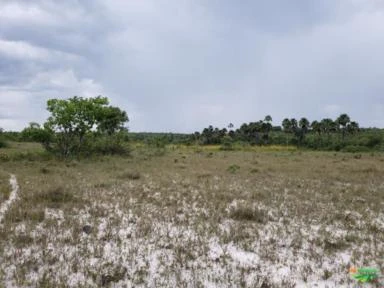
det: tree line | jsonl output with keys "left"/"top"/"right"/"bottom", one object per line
{"left": 0, "top": 96, "right": 383, "bottom": 156}
{"left": 195, "top": 114, "right": 383, "bottom": 152}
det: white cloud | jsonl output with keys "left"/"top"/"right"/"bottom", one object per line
{"left": 0, "top": 0, "right": 383, "bottom": 131}
{"left": 0, "top": 2, "right": 56, "bottom": 26}
{"left": 0, "top": 39, "right": 79, "bottom": 62}
{"left": 323, "top": 105, "right": 341, "bottom": 117}
{"left": 0, "top": 69, "right": 141, "bottom": 131}
{"left": 0, "top": 70, "right": 107, "bottom": 129}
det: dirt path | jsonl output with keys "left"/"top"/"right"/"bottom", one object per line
{"left": 0, "top": 174, "right": 19, "bottom": 224}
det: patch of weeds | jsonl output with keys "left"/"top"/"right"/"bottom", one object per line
{"left": 13, "top": 234, "right": 34, "bottom": 248}
{"left": 229, "top": 205, "right": 267, "bottom": 223}
{"left": 101, "top": 265, "right": 127, "bottom": 286}
{"left": 5, "top": 206, "right": 45, "bottom": 223}
{"left": 94, "top": 182, "right": 113, "bottom": 189}
{"left": 136, "top": 219, "right": 152, "bottom": 237}
{"left": 175, "top": 244, "right": 197, "bottom": 263}
{"left": 118, "top": 171, "right": 141, "bottom": 180}
{"left": 322, "top": 269, "right": 332, "bottom": 280}
{"left": 39, "top": 167, "right": 50, "bottom": 174}
{"left": 227, "top": 164, "right": 240, "bottom": 174}
{"left": 197, "top": 173, "right": 211, "bottom": 179}
{"left": 38, "top": 186, "right": 75, "bottom": 208}
{"left": 301, "top": 264, "right": 313, "bottom": 283}
{"left": 225, "top": 224, "right": 258, "bottom": 246}
{"left": 0, "top": 182, "right": 10, "bottom": 201}
{"left": 250, "top": 190, "right": 268, "bottom": 201}
{"left": 323, "top": 238, "right": 349, "bottom": 252}
{"left": 206, "top": 152, "right": 214, "bottom": 158}
{"left": 0, "top": 152, "right": 10, "bottom": 162}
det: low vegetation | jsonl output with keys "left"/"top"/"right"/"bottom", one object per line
{"left": 0, "top": 144, "right": 382, "bottom": 287}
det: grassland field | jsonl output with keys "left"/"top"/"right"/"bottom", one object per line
{"left": 0, "top": 142, "right": 383, "bottom": 287}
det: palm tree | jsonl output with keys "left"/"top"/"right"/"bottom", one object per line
{"left": 264, "top": 115, "right": 272, "bottom": 123}
{"left": 282, "top": 118, "right": 291, "bottom": 132}
{"left": 336, "top": 113, "right": 351, "bottom": 140}
{"left": 282, "top": 118, "right": 295, "bottom": 145}
{"left": 262, "top": 116, "right": 273, "bottom": 144}
{"left": 311, "top": 120, "right": 322, "bottom": 136}
{"left": 299, "top": 117, "right": 310, "bottom": 131}
{"left": 290, "top": 118, "right": 298, "bottom": 133}
{"left": 347, "top": 121, "right": 359, "bottom": 135}
{"left": 298, "top": 117, "right": 310, "bottom": 144}
{"left": 320, "top": 118, "right": 336, "bottom": 135}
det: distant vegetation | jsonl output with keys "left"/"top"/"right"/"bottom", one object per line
{"left": 196, "top": 115, "right": 383, "bottom": 152}
{"left": 0, "top": 97, "right": 383, "bottom": 158}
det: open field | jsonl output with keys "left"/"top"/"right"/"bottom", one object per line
{"left": 0, "top": 145, "right": 383, "bottom": 287}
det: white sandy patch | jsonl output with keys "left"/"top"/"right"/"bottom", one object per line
{"left": 0, "top": 174, "right": 19, "bottom": 224}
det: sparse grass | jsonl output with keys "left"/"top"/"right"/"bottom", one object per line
{"left": 0, "top": 171, "right": 10, "bottom": 202}
{"left": 0, "top": 145, "right": 383, "bottom": 286}
{"left": 37, "top": 186, "right": 75, "bottom": 207}
{"left": 118, "top": 170, "right": 141, "bottom": 180}
{"left": 229, "top": 205, "right": 267, "bottom": 223}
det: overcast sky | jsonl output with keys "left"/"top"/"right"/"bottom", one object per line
{"left": 0, "top": 0, "right": 383, "bottom": 132}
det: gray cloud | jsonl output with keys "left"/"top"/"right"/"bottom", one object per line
{"left": 0, "top": 0, "right": 383, "bottom": 131}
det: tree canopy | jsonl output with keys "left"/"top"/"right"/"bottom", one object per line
{"left": 31, "top": 96, "right": 129, "bottom": 157}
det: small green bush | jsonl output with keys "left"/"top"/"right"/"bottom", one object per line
{"left": 0, "top": 138, "right": 8, "bottom": 148}
{"left": 220, "top": 136, "right": 234, "bottom": 151}
{"left": 227, "top": 164, "right": 240, "bottom": 173}
{"left": 342, "top": 145, "right": 369, "bottom": 153}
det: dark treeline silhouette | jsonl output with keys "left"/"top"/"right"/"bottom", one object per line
{"left": 195, "top": 114, "right": 383, "bottom": 152}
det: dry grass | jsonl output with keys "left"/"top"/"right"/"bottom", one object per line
{"left": 0, "top": 145, "right": 383, "bottom": 287}
{"left": 0, "top": 171, "right": 10, "bottom": 202}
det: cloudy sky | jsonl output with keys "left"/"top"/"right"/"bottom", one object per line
{"left": 0, "top": 0, "right": 383, "bottom": 132}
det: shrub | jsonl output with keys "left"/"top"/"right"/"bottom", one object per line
{"left": 90, "top": 135, "right": 130, "bottom": 156}
{"left": 38, "top": 186, "right": 74, "bottom": 208}
{"left": 220, "top": 135, "right": 234, "bottom": 151}
{"left": 342, "top": 145, "right": 369, "bottom": 153}
{"left": 118, "top": 171, "right": 141, "bottom": 180}
{"left": 0, "top": 138, "right": 8, "bottom": 148}
{"left": 227, "top": 164, "right": 240, "bottom": 173}
{"left": 229, "top": 205, "right": 267, "bottom": 223}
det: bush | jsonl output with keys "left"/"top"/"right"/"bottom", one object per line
{"left": 90, "top": 134, "right": 130, "bottom": 156}
{"left": 220, "top": 135, "right": 234, "bottom": 151}
{"left": 342, "top": 145, "right": 370, "bottom": 153}
{"left": 229, "top": 205, "right": 267, "bottom": 223}
{"left": 227, "top": 164, "right": 240, "bottom": 173}
{"left": 0, "top": 138, "right": 8, "bottom": 148}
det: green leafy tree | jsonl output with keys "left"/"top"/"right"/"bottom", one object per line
{"left": 96, "top": 106, "right": 129, "bottom": 135}
{"left": 44, "top": 96, "right": 129, "bottom": 157}
{"left": 21, "top": 122, "right": 54, "bottom": 150}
